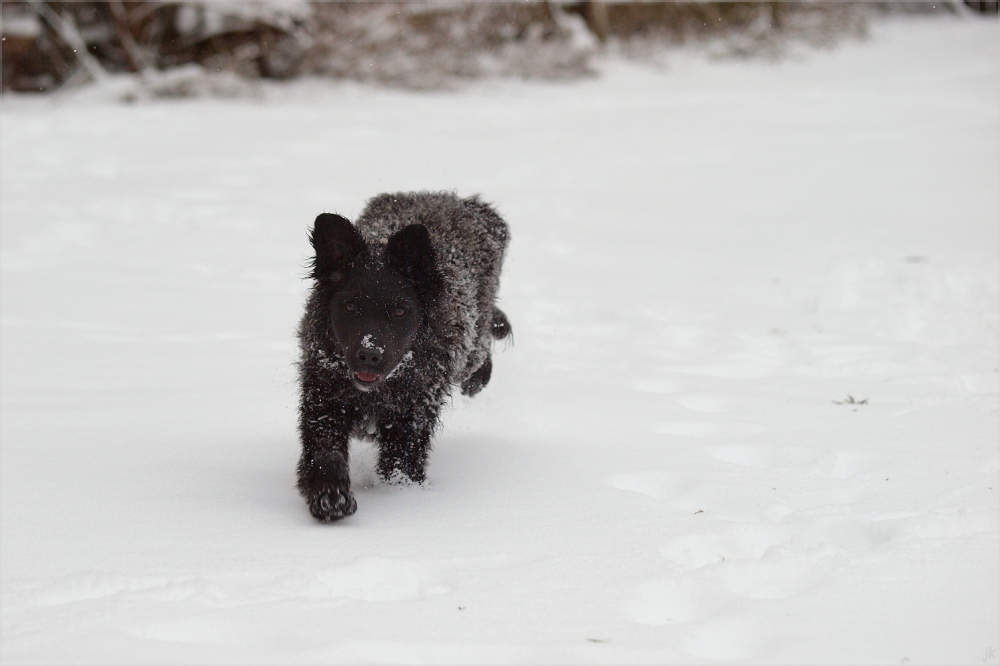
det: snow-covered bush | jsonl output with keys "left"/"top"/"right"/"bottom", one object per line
{"left": 1, "top": 0, "right": 313, "bottom": 92}
{"left": 3, "top": 1, "right": 988, "bottom": 96}
{"left": 301, "top": 1, "right": 595, "bottom": 89}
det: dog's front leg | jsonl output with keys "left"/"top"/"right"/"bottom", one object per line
{"left": 376, "top": 407, "right": 439, "bottom": 484}
{"left": 297, "top": 372, "right": 359, "bottom": 521}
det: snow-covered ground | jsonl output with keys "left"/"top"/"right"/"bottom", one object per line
{"left": 2, "top": 15, "right": 997, "bottom": 664}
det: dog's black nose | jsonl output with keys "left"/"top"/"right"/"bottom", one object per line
{"left": 356, "top": 348, "right": 381, "bottom": 367}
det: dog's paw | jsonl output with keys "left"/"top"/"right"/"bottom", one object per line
{"left": 491, "top": 308, "right": 512, "bottom": 340}
{"left": 309, "top": 485, "right": 357, "bottom": 522}
{"left": 378, "top": 466, "right": 425, "bottom": 486}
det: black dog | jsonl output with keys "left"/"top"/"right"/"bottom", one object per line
{"left": 297, "top": 192, "right": 511, "bottom": 521}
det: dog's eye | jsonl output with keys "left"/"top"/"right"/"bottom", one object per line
{"left": 344, "top": 302, "right": 356, "bottom": 313}
{"left": 393, "top": 306, "right": 406, "bottom": 317}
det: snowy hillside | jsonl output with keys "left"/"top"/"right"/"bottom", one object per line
{"left": 2, "top": 15, "right": 997, "bottom": 664}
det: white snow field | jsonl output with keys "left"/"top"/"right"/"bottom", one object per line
{"left": 2, "top": 15, "right": 998, "bottom": 665}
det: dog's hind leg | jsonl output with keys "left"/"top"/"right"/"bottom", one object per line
{"left": 491, "top": 307, "right": 512, "bottom": 340}
{"left": 461, "top": 356, "right": 492, "bottom": 397}
{"left": 462, "top": 308, "right": 510, "bottom": 397}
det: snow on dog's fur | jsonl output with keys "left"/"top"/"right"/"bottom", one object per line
{"left": 296, "top": 192, "right": 511, "bottom": 522}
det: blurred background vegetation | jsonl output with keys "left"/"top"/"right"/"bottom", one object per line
{"left": 2, "top": 1, "right": 997, "bottom": 95}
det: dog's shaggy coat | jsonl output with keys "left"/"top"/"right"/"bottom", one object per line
{"left": 297, "top": 192, "right": 510, "bottom": 521}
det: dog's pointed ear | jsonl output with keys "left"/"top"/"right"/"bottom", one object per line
{"left": 385, "top": 224, "right": 443, "bottom": 302}
{"left": 310, "top": 213, "right": 365, "bottom": 282}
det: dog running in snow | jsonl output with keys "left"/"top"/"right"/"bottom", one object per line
{"left": 296, "top": 191, "right": 511, "bottom": 521}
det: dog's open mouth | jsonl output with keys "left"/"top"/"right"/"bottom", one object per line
{"left": 354, "top": 372, "right": 381, "bottom": 384}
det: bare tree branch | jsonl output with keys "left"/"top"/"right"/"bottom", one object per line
{"left": 30, "top": 1, "right": 108, "bottom": 83}
{"left": 109, "top": 0, "right": 153, "bottom": 73}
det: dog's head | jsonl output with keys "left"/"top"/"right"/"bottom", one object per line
{"left": 309, "top": 213, "right": 442, "bottom": 392}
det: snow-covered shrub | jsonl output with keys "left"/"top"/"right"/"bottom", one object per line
{"left": 4, "top": 2, "right": 985, "bottom": 96}
{"left": 1, "top": 0, "right": 312, "bottom": 92}
{"left": 301, "top": 1, "right": 595, "bottom": 89}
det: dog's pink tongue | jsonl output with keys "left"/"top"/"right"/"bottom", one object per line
{"left": 355, "top": 372, "right": 380, "bottom": 383}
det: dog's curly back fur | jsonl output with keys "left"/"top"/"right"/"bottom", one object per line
{"left": 354, "top": 191, "right": 509, "bottom": 385}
